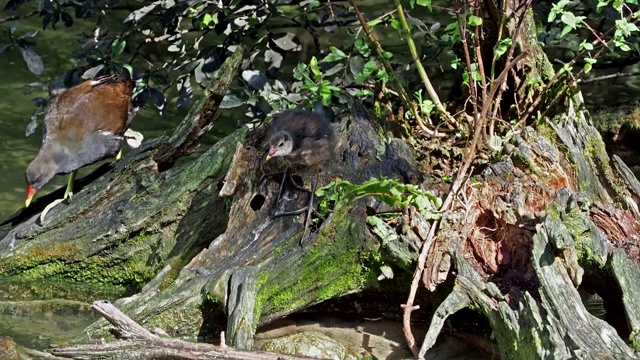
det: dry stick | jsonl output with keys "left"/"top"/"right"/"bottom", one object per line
{"left": 401, "top": 119, "right": 483, "bottom": 358}
{"left": 347, "top": 0, "right": 445, "bottom": 138}
{"left": 393, "top": 0, "right": 458, "bottom": 128}
{"left": 454, "top": 0, "right": 480, "bottom": 132}
{"left": 472, "top": 2, "right": 488, "bottom": 110}
{"left": 474, "top": 23, "right": 489, "bottom": 144}
{"left": 51, "top": 301, "right": 317, "bottom": 360}
{"left": 490, "top": 0, "right": 531, "bottom": 130}
{"left": 481, "top": 52, "right": 529, "bottom": 119}
{"left": 401, "top": 21, "right": 528, "bottom": 360}
{"left": 354, "top": 9, "right": 397, "bottom": 39}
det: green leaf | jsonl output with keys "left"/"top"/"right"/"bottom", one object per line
{"left": 322, "top": 46, "right": 347, "bottom": 62}
{"left": 494, "top": 38, "right": 512, "bottom": 58}
{"left": 202, "top": 13, "right": 213, "bottom": 26}
{"left": 111, "top": 38, "right": 126, "bottom": 58}
{"left": 489, "top": 135, "right": 503, "bottom": 150}
{"left": 559, "top": 25, "right": 573, "bottom": 38}
{"left": 560, "top": 12, "right": 578, "bottom": 29}
{"left": 468, "top": 15, "right": 483, "bottom": 27}
{"left": 355, "top": 60, "right": 377, "bottom": 84}
{"left": 354, "top": 37, "right": 370, "bottom": 57}
{"left": 293, "top": 62, "right": 309, "bottom": 81}
{"left": 450, "top": 58, "right": 460, "bottom": 69}
{"left": 579, "top": 40, "right": 594, "bottom": 51}
{"left": 309, "top": 56, "right": 321, "bottom": 81}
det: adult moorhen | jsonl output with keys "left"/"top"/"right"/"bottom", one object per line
{"left": 25, "top": 69, "right": 135, "bottom": 221}
{"left": 264, "top": 109, "right": 336, "bottom": 241}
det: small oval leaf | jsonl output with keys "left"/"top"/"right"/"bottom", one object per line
{"left": 111, "top": 38, "right": 126, "bottom": 58}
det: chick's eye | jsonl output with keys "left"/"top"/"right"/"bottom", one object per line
{"left": 278, "top": 142, "right": 284, "bottom": 147}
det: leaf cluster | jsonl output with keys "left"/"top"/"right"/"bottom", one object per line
{"left": 316, "top": 177, "right": 442, "bottom": 220}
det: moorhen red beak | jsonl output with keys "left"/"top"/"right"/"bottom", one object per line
{"left": 262, "top": 109, "right": 336, "bottom": 242}
{"left": 25, "top": 69, "right": 135, "bottom": 220}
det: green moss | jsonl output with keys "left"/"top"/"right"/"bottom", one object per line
{"left": 146, "top": 301, "right": 205, "bottom": 338}
{"left": 253, "top": 204, "right": 379, "bottom": 324}
{"left": 0, "top": 230, "right": 171, "bottom": 288}
{"left": 629, "top": 332, "right": 640, "bottom": 351}
{"left": 511, "top": 145, "right": 543, "bottom": 176}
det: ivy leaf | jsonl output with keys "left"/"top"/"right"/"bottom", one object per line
{"left": 468, "top": 15, "right": 483, "bottom": 27}
{"left": 82, "top": 64, "right": 104, "bottom": 79}
{"left": 111, "top": 38, "right": 126, "bottom": 58}
{"left": 148, "top": 88, "right": 165, "bottom": 109}
{"left": 4, "top": 0, "right": 29, "bottom": 11}
{"left": 61, "top": 11, "right": 73, "bottom": 27}
{"left": 18, "top": 30, "right": 38, "bottom": 39}
{"left": 583, "top": 58, "right": 596, "bottom": 74}
{"left": 176, "top": 77, "right": 193, "bottom": 109}
{"left": 309, "top": 56, "right": 321, "bottom": 81}
{"left": 25, "top": 114, "right": 38, "bottom": 137}
{"left": 322, "top": 46, "right": 347, "bottom": 62}
{"left": 271, "top": 32, "right": 300, "bottom": 51}
{"left": 242, "top": 69, "right": 268, "bottom": 91}
{"left": 124, "top": 3, "right": 158, "bottom": 23}
{"left": 202, "top": 13, "right": 213, "bottom": 26}
{"left": 494, "top": 38, "right": 512, "bottom": 58}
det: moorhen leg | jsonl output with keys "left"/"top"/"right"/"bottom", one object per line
{"left": 39, "top": 170, "right": 77, "bottom": 222}
{"left": 273, "top": 174, "right": 319, "bottom": 245}
{"left": 259, "top": 168, "right": 289, "bottom": 206}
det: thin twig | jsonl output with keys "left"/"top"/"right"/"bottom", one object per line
{"left": 490, "top": 0, "right": 531, "bottom": 128}
{"left": 580, "top": 71, "right": 640, "bottom": 84}
{"left": 516, "top": 9, "right": 640, "bottom": 127}
{"left": 347, "top": 0, "right": 443, "bottom": 138}
{"left": 454, "top": 0, "right": 479, "bottom": 119}
{"left": 394, "top": 0, "right": 457, "bottom": 128}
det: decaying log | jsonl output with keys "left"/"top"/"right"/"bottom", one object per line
{"left": 51, "top": 300, "right": 317, "bottom": 360}
{"left": 0, "top": 43, "right": 424, "bottom": 356}
{"left": 414, "top": 103, "right": 640, "bottom": 358}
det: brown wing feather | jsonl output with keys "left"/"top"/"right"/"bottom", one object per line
{"left": 44, "top": 75, "right": 133, "bottom": 153}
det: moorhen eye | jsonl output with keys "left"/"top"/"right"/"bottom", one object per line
{"left": 25, "top": 69, "right": 135, "bottom": 222}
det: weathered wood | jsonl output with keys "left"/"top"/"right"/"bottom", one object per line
{"left": 50, "top": 300, "right": 318, "bottom": 360}
{"left": 70, "top": 102, "right": 421, "bottom": 350}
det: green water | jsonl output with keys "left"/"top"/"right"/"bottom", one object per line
{"left": 0, "top": 279, "right": 127, "bottom": 350}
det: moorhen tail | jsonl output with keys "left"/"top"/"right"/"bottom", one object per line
{"left": 25, "top": 69, "right": 135, "bottom": 221}
{"left": 263, "top": 109, "right": 336, "bottom": 242}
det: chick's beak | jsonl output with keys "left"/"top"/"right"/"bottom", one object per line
{"left": 25, "top": 183, "right": 36, "bottom": 208}
{"left": 266, "top": 146, "right": 276, "bottom": 161}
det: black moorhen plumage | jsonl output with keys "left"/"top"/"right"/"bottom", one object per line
{"left": 264, "top": 109, "right": 336, "bottom": 240}
{"left": 25, "top": 69, "right": 134, "bottom": 221}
